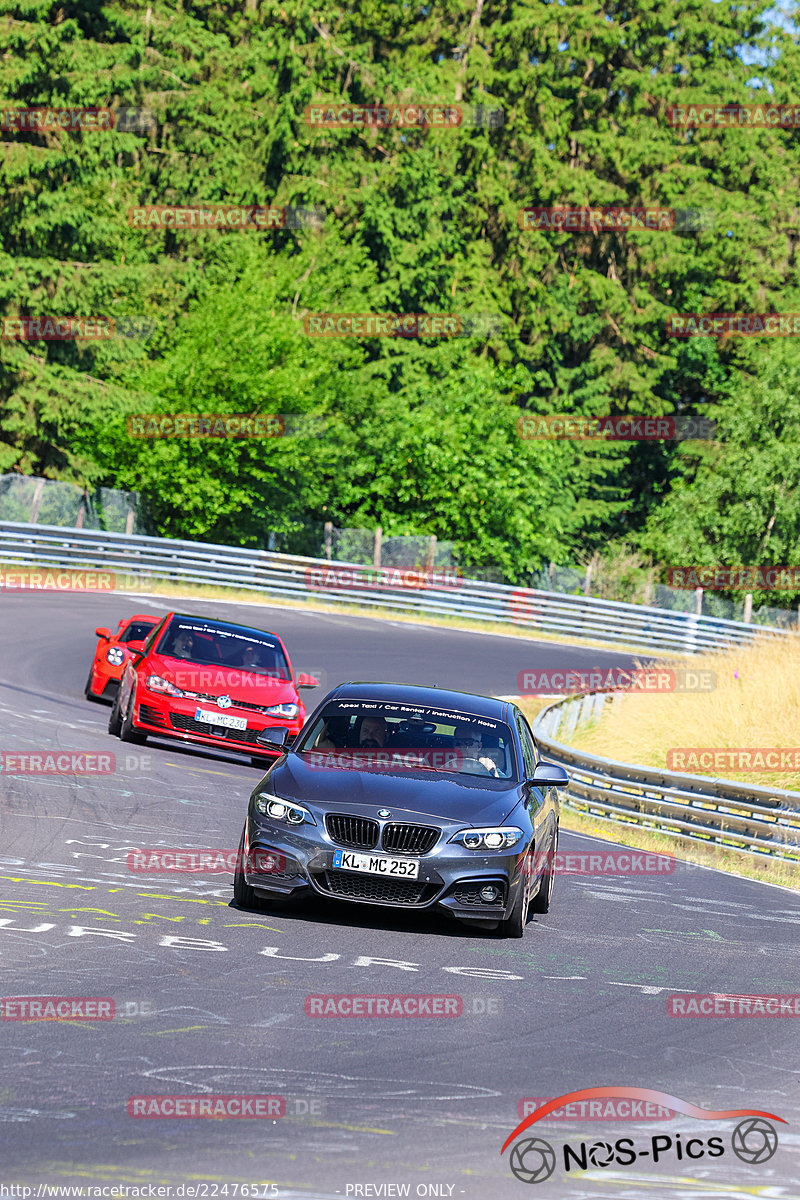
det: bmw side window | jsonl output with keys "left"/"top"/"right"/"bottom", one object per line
{"left": 515, "top": 711, "right": 536, "bottom": 779}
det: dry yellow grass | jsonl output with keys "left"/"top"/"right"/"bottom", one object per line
{"left": 568, "top": 633, "right": 800, "bottom": 792}
{"left": 559, "top": 807, "right": 800, "bottom": 892}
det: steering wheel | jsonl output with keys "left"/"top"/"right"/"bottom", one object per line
{"left": 461, "top": 757, "right": 495, "bottom": 777}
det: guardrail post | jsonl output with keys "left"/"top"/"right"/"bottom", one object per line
{"left": 743, "top": 593, "right": 752, "bottom": 623}
{"left": 695, "top": 586, "right": 703, "bottom": 615}
{"left": 427, "top": 534, "right": 436, "bottom": 571}
{"left": 28, "top": 478, "right": 45, "bottom": 524}
{"left": 561, "top": 698, "right": 580, "bottom": 742}
{"left": 75, "top": 490, "right": 87, "bottom": 529}
{"left": 373, "top": 525, "right": 382, "bottom": 569}
{"left": 125, "top": 495, "right": 136, "bottom": 536}
{"left": 324, "top": 521, "right": 332, "bottom": 561}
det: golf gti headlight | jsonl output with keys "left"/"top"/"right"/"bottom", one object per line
{"left": 106, "top": 647, "right": 125, "bottom": 666}
{"left": 449, "top": 827, "right": 524, "bottom": 851}
{"left": 265, "top": 703, "right": 299, "bottom": 719}
{"left": 145, "top": 674, "right": 184, "bottom": 697}
{"left": 254, "top": 794, "right": 316, "bottom": 825}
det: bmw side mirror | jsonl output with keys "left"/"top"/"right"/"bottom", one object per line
{"left": 257, "top": 728, "right": 289, "bottom": 748}
{"left": 529, "top": 762, "right": 569, "bottom": 788}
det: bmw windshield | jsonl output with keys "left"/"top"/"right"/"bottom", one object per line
{"left": 295, "top": 699, "right": 517, "bottom": 779}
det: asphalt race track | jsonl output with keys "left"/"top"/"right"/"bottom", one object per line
{"left": 1, "top": 591, "right": 798, "bottom": 1198}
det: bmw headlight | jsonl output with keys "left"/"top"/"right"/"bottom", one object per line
{"left": 449, "top": 826, "right": 524, "bottom": 851}
{"left": 146, "top": 674, "right": 184, "bottom": 697}
{"left": 254, "top": 793, "right": 315, "bottom": 825}
{"left": 106, "top": 647, "right": 125, "bottom": 666}
{"left": 265, "top": 703, "right": 299, "bottom": 719}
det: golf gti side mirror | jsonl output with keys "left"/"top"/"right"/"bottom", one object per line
{"left": 256, "top": 728, "right": 290, "bottom": 748}
{"left": 296, "top": 673, "right": 320, "bottom": 688}
{"left": 529, "top": 762, "right": 569, "bottom": 788}
{"left": 95, "top": 627, "right": 111, "bottom": 640}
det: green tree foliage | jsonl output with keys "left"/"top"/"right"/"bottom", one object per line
{"left": 1, "top": 0, "right": 800, "bottom": 587}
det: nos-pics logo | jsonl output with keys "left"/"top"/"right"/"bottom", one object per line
{"left": 501, "top": 1087, "right": 784, "bottom": 1184}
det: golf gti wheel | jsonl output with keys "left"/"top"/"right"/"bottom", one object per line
{"left": 530, "top": 822, "right": 558, "bottom": 915}
{"left": 120, "top": 689, "right": 146, "bottom": 744}
{"left": 107, "top": 691, "right": 122, "bottom": 735}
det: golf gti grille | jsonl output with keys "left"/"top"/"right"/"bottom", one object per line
{"left": 381, "top": 823, "right": 440, "bottom": 855}
{"left": 168, "top": 713, "right": 262, "bottom": 744}
{"left": 138, "top": 704, "right": 167, "bottom": 727}
{"left": 325, "top": 814, "right": 380, "bottom": 850}
{"left": 318, "top": 870, "right": 433, "bottom": 905}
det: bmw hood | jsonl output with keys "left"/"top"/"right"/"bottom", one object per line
{"left": 260, "top": 755, "right": 522, "bottom": 825}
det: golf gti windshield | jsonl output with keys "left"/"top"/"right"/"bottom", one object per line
{"left": 295, "top": 698, "right": 517, "bottom": 778}
{"left": 155, "top": 618, "right": 291, "bottom": 679}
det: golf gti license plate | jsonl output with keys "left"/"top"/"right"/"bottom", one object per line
{"left": 194, "top": 708, "right": 247, "bottom": 731}
{"left": 333, "top": 850, "right": 420, "bottom": 878}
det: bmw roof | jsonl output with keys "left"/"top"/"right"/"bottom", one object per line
{"left": 325, "top": 681, "right": 513, "bottom": 720}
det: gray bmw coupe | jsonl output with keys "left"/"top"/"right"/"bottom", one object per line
{"left": 233, "top": 682, "right": 567, "bottom": 937}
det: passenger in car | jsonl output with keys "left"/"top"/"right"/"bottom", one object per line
{"left": 454, "top": 723, "right": 501, "bottom": 777}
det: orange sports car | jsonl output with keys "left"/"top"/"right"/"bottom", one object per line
{"left": 85, "top": 613, "right": 160, "bottom": 701}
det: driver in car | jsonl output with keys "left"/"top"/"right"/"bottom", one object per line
{"left": 454, "top": 723, "right": 500, "bottom": 777}
{"left": 358, "top": 714, "right": 388, "bottom": 748}
{"left": 171, "top": 630, "right": 195, "bottom": 660}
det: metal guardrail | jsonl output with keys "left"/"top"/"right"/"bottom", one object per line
{"left": 533, "top": 694, "right": 800, "bottom": 862}
{"left": 0, "top": 520, "right": 788, "bottom": 655}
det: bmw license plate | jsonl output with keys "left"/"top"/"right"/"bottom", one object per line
{"left": 194, "top": 707, "right": 247, "bottom": 731}
{"left": 333, "top": 849, "right": 419, "bottom": 878}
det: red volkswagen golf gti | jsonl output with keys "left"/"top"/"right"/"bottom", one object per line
{"left": 107, "top": 612, "right": 319, "bottom": 765}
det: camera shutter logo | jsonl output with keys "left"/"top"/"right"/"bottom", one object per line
{"left": 509, "top": 1137, "right": 556, "bottom": 1184}
{"left": 731, "top": 1118, "right": 779, "bottom": 1164}
{"left": 588, "top": 1140, "right": 615, "bottom": 1167}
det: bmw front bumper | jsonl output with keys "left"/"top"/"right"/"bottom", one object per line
{"left": 242, "top": 812, "right": 529, "bottom": 921}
